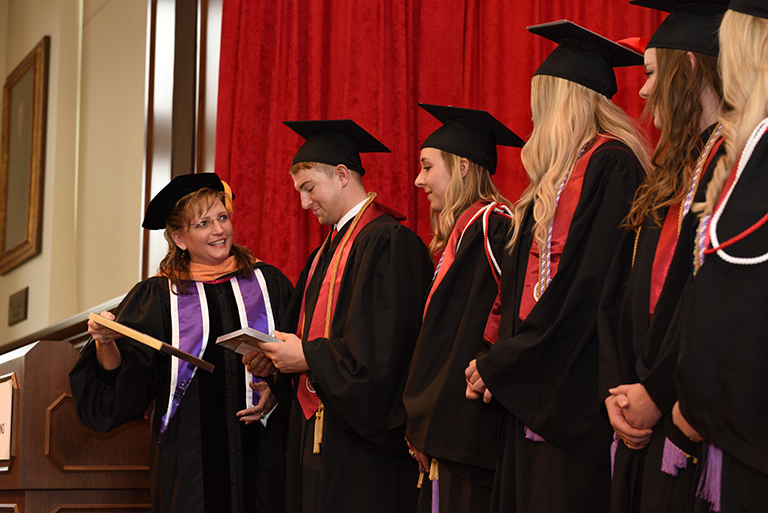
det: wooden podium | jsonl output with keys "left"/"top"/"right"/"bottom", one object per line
{"left": 0, "top": 340, "right": 150, "bottom": 512}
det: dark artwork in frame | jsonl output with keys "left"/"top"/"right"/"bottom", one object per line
{"left": 0, "top": 36, "right": 49, "bottom": 274}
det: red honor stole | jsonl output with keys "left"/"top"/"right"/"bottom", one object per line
{"left": 649, "top": 137, "right": 724, "bottom": 317}
{"left": 423, "top": 201, "right": 487, "bottom": 316}
{"left": 519, "top": 135, "right": 611, "bottom": 321}
{"left": 296, "top": 199, "right": 403, "bottom": 420}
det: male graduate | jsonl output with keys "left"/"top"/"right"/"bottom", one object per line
{"left": 255, "top": 119, "right": 433, "bottom": 513}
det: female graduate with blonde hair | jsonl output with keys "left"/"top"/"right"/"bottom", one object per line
{"left": 465, "top": 21, "right": 650, "bottom": 512}
{"left": 672, "top": 2, "right": 768, "bottom": 511}
{"left": 403, "top": 104, "right": 523, "bottom": 513}
{"left": 597, "top": 2, "right": 729, "bottom": 511}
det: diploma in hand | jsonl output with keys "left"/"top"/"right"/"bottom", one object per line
{"left": 88, "top": 312, "right": 215, "bottom": 372}
{"left": 215, "top": 327, "right": 281, "bottom": 355}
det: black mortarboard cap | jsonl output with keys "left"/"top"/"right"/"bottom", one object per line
{"left": 630, "top": 1, "right": 729, "bottom": 56}
{"left": 528, "top": 20, "right": 644, "bottom": 99}
{"left": 142, "top": 173, "right": 224, "bottom": 230}
{"left": 283, "top": 119, "right": 391, "bottom": 176}
{"left": 728, "top": 0, "right": 768, "bottom": 19}
{"left": 418, "top": 104, "right": 524, "bottom": 174}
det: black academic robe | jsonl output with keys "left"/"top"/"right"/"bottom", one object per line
{"left": 476, "top": 140, "right": 644, "bottom": 513}
{"left": 598, "top": 128, "right": 724, "bottom": 513}
{"left": 281, "top": 212, "right": 433, "bottom": 513}
{"left": 675, "top": 130, "right": 768, "bottom": 512}
{"left": 69, "top": 263, "right": 293, "bottom": 513}
{"left": 403, "top": 213, "right": 508, "bottom": 513}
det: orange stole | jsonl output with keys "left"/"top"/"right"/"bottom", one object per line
{"left": 519, "top": 135, "right": 612, "bottom": 321}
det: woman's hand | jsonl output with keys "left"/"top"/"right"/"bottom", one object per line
{"left": 243, "top": 350, "right": 276, "bottom": 377}
{"left": 609, "top": 383, "right": 662, "bottom": 430}
{"left": 236, "top": 381, "right": 278, "bottom": 425}
{"left": 405, "top": 439, "right": 430, "bottom": 472}
{"left": 605, "top": 394, "right": 653, "bottom": 450}
{"left": 465, "top": 359, "right": 493, "bottom": 403}
{"left": 88, "top": 311, "right": 122, "bottom": 370}
{"left": 672, "top": 401, "right": 705, "bottom": 442}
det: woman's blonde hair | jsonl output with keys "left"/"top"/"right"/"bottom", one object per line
{"left": 701, "top": 10, "right": 768, "bottom": 217}
{"left": 507, "top": 74, "right": 651, "bottom": 253}
{"left": 428, "top": 151, "right": 510, "bottom": 255}
{"left": 626, "top": 48, "right": 723, "bottom": 230}
{"left": 158, "top": 188, "right": 255, "bottom": 293}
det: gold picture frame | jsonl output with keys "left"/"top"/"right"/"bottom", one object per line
{"left": 0, "top": 36, "right": 49, "bottom": 275}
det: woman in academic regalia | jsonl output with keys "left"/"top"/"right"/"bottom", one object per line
{"left": 69, "top": 173, "right": 293, "bottom": 513}
{"left": 597, "top": 2, "right": 728, "bottom": 512}
{"left": 672, "top": 2, "right": 768, "bottom": 511}
{"left": 464, "top": 20, "right": 650, "bottom": 512}
{"left": 403, "top": 104, "right": 523, "bottom": 513}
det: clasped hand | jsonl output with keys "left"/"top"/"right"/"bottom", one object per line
{"left": 605, "top": 383, "right": 661, "bottom": 450}
{"left": 464, "top": 359, "right": 493, "bottom": 403}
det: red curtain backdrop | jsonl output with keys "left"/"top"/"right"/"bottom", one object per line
{"left": 215, "top": 0, "right": 663, "bottom": 283}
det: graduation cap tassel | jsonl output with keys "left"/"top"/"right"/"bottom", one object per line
{"left": 313, "top": 402, "right": 324, "bottom": 454}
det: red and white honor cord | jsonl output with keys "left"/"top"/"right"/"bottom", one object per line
{"left": 707, "top": 117, "right": 768, "bottom": 265}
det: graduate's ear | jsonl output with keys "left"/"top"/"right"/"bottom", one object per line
{"left": 686, "top": 51, "right": 697, "bottom": 71}
{"left": 459, "top": 158, "right": 470, "bottom": 178}
{"left": 335, "top": 164, "right": 351, "bottom": 187}
{"left": 171, "top": 231, "right": 187, "bottom": 251}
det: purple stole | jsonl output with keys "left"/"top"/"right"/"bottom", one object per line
{"left": 160, "top": 269, "right": 274, "bottom": 437}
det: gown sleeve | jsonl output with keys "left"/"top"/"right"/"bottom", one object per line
{"left": 597, "top": 227, "right": 638, "bottom": 399}
{"left": 69, "top": 278, "right": 170, "bottom": 433}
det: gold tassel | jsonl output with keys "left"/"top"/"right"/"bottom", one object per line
{"left": 313, "top": 402, "right": 324, "bottom": 454}
{"left": 417, "top": 471, "right": 425, "bottom": 488}
{"left": 429, "top": 458, "right": 439, "bottom": 481}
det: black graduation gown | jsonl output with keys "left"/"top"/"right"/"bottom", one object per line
{"left": 281, "top": 212, "right": 433, "bottom": 513}
{"left": 403, "top": 213, "right": 509, "bottom": 513}
{"left": 598, "top": 128, "right": 724, "bottom": 513}
{"left": 476, "top": 140, "right": 644, "bottom": 513}
{"left": 69, "top": 263, "right": 294, "bottom": 513}
{"left": 675, "top": 130, "right": 768, "bottom": 512}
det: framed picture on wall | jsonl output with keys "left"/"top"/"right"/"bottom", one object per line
{"left": 0, "top": 36, "right": 49, "bottom": 275}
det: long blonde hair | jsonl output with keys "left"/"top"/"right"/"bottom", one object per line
{"left": 507, "top": 75, "right": 651, "bottom": 253}
{"left": 701, "top": 10, "right": 768, "bottom": 217}
{"left": 429, "top": 150, "right": 510, "bottom": 255}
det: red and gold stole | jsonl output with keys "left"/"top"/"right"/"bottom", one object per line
{"left": 519, "top": 135, "right": 612, "bottom": 321}
{"left": 295, "top": 193, "right": 404, "bottom": 453}
{"left": 649, "top": 137, "right": 723, "bottom": 317}
{"left": 423, "top": 201, "right": 487, "bottom": 316}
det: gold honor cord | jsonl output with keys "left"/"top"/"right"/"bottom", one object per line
{"left": 632, "top": 124, "right": 722, "bottom": 270}
{"left": 310, "top": 192, "right": 377, "bottom": 454}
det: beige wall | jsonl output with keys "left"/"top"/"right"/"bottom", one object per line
{"left": 0, "top": 0, "right": 148, "bottom": 345}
